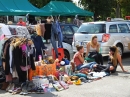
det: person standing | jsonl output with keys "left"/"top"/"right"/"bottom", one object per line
{"left": 107, "top": 17, "right": 111, "bottom": 22}
{"left": 86, "top": 35, "right": 103, "bottom": 65}
{"left": 17, "top": 18, "right": 26, "bottom": 26}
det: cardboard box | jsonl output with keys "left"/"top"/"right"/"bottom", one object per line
{"left": 128, "top": 43, "right": 130, "bottom": 50}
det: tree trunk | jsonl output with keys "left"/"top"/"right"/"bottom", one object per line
{"left": 116, "top": 3, "right": 121, "bottom": 18}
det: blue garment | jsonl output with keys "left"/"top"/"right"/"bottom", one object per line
{"left": 31, "top": 34, "right": 47, "bottom": 61}
{"left": 74, "top": 73, "right": 87, "bottom": 79}
{"left": 76, "top": 62, "right": 97, "bottom": 71}
{"left": 55, "top": 21, "right": 63, "bottom": 43}
{"left": 51, "top": 22, "right": 63, "bottom": 58}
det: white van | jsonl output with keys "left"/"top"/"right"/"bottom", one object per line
{"left": 72, "top": 21, "right": 130, "bottom": 56}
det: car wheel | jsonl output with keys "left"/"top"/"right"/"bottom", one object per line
{"left": 64, "top": 50, "right": 70, "bottom": 60}
{"left": 116, "top": 44, "right": 123, "bottom": 56}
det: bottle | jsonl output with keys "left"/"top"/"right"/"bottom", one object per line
{"left": 39, "top": 55, "right": 42, "bottom": 61}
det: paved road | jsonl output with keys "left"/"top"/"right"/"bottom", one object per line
{"left": 0, "top": 54, "right": 130, "bottom": 97}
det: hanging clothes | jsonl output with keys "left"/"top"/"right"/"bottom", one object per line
{"left": 73, "top": 18, "right": 81, "bottom": 27}
{"left": 40, "top": 24, "right": 45, "bottom": 37}
{"left": 31, "top": 34, "right": 47, "bottom": 61}
{"left": 51, "top": 22, "right": 63, "bottom": 58}
{"left": 35, "top": 24, "right": 42, "bottom": 36}
{"left": 2, "top": 37, "right": 36, "bottom": 83}
{"left": 44, "top": 24, "right": 52, "bottom": 39}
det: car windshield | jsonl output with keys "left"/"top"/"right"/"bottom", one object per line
{"left": 77, "top": 24, "right": 106, "bottom": 34}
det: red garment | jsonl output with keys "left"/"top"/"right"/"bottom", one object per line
{"left": 17, "top": 21, "right": 26, "bottom": 26}
{"left": 73, "top": 52, "right": 83, "bottom": 66}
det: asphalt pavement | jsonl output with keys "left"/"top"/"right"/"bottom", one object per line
{"left": 0, "top": 53, "right": 130, "bottom": 97}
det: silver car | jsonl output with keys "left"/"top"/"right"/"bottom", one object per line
{"left": 72, "top": 21, "right": 130, "bottom": 56}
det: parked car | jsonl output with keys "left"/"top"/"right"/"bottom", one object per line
{"left": 60, "top": 23, "right": 79, "bottom": 45}
{"left": 72, "top": 21, "right": 130, "bottom": 56}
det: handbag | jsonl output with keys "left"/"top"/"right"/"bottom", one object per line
{"left": 88, "top": 52, "right": 98, "bottom": 58}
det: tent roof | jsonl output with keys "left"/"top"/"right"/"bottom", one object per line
{"left": 41, "top": 1, "right": 94, "bottom": 16}
{"left": 0, "top": 0, "right": 49, "bottom": 16}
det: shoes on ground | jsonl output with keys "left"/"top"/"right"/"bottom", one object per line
{"left": 1, "top": 82, "right": 9, "bottom": 90}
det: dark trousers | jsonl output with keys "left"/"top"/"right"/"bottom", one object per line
{"left": 94, "top": 53, "right": 103, "bottom": 65}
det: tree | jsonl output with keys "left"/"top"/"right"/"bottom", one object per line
{"left": 120, "top": 0, "right": 130, "bottom": 17}
{"left": 79, "top": 0, "right": 113, "bottom": 21}
{"left": 29, "top": 0, "right": 72, "bottom": 8}
{"left": 29, "top": 0, "right": 50, "bottom": 8}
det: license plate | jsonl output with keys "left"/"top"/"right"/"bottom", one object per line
{"left": 81, "top": 42, "right": 87, "bottom": 47}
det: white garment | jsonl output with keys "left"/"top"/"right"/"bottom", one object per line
{"left": 89, "top": 72, "right": 106, "bottom": 78}
{"left": 9, "top": 45, "right": 13, "bottom": 74}
{"left": 65, "top": 65, "right": 73, "bottom": 76}
{"left": 12, "top": 67, "right": 18, "bottom": 78}
{"left": 90, "top": 46, "right": 97, "bottom": 52}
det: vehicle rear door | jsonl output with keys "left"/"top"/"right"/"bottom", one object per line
{"left": 118, "top": 23, "right": 130, "bottom": 52}
{"left": 74, "top": 23, "right": 106, "bottom": 48}
{"left": 61, "top": 25, "right": 74, "bottom": 45}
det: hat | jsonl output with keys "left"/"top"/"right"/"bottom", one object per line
{"left": 109, "top": 46, "right": 116, "bottom": 52}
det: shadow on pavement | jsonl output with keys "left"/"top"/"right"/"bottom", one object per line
{"left": 0, "top": 90, "right": 59, "bottom": 97}
{"left": 28, "top": 93, "right": 58, "bottom": 97}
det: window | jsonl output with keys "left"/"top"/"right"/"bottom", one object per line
{"left": 61, "top": 25, "right": 73, "bottom": 34}
{"left": 9, "top": 27, "right": 16, "bottom": 35}
{"left": 109, "top": 25, "right": 118, "bottom": 33}
{"left": 77, "top": 24, "right": 106, "bottom": 34}
{"left": 71, "top": 26, "right": 78, "bottom": 33}
{"left": 118, "top": 24, "right": 130, "bottom": 33}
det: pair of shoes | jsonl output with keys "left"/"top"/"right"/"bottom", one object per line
{"left": 1, "top": 82, "right": 9, "bottom": 90}
{"left": 0, "top": 83, "right": 3, "bottom": 89}
{"left": 20, "top": 89, "right": 28, "bottom": 95}
{"left": 19, "top": 92, "right": 28, "bottom": 95}
{"left": 6, "top": 83, "right": 15, "bottom": 92}
{"left": 80, "top": 77, "right": 88, "bottom": 83}
{"left": 36, "top": 89, "right": 44, "bottom": 94}
{"left": 28, "top": 88, "right": 37, "bottom": 94}
{"left": 12, "top": 87, "right": 22, "bottom": 95}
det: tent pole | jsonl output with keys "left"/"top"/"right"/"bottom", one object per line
{"left": 7, "top": 16, "right": 9, "bottom": 24}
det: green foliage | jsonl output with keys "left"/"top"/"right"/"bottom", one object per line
{"left": 79, "top": 0, "right": 130, "bottom": 20}
{"left": 79, "top": 0, "right": 113, "bottom": 20}
{"left": 120, "top": 0, "right": 130, "bottom": 17}
{"left": 29, "top": 0, "right": 72, "bottom": 8}
{"left": 29, "top": 0, "right": 50, "bottom": 8}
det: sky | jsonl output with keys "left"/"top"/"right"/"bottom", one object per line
{"left": 72, "top": 0, "right": 79, "bottom": 5}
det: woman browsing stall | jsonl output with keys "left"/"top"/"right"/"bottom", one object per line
{"left": 86, "top": 35, "right": 103, "bottom": 65}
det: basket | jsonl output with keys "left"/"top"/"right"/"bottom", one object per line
{"left": 32, "top": 78, "right": 49, "bottom": 88}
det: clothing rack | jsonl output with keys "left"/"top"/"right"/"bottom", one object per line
{"left": 4, "top": 34, "right": 32, "bottom": 94}
{"left": 4, "top": 34, "right": 26, "bottom": 37}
